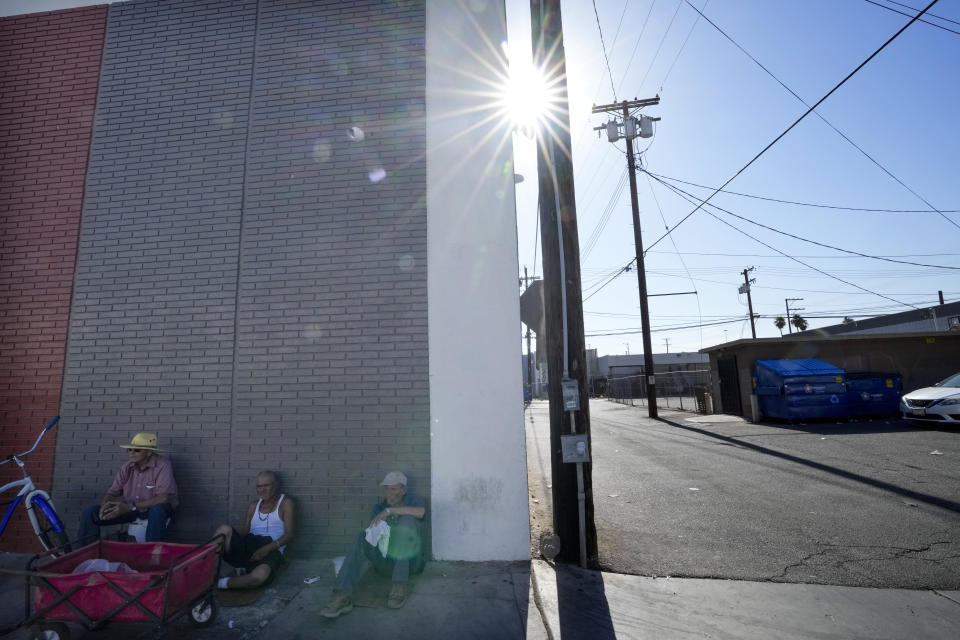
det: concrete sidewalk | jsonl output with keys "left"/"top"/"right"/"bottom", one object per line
{"left": 3, "top": 551, "right": 959, "bottom": 639}
{"left": 532, "top": 560, "right": 960, "bottom": 639}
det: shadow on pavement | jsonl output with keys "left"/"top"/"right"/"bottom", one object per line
{"left": 750, "top": 417, "right": 951, "bottom": 436}
{"left": 554, "top": 562, "right": 616, "bottom": 639}
{"left": 661, "top": 417, "right": 960, "bottom": 515}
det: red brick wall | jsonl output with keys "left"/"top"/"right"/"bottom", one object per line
{"left": 0, "top": 6, "right": 106, "bottom": 552}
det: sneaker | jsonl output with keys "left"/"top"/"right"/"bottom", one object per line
{"left": 320, "top": 590, "right": 353, "bottom": 619}
{"left": 387, "top": 582, "right": 409, "bottom": 609}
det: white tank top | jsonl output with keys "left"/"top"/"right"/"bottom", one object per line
{"left": 249, "top": 494, "right": 286, "bottom": 553}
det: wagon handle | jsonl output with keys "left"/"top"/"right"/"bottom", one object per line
{"left": 170, "top": 534, "right": 225, "bottom": 562}
{"left": 0, "top": 567, "right": 64, "bottom": 579}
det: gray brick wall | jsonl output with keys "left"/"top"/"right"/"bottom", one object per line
{"left": 55, "top": 0, "right": 429, "bottom": 555}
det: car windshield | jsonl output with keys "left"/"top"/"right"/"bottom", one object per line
{"left": 936, "top": 373, "right": 960, "bottom": 387}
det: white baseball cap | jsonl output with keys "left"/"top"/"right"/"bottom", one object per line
{"left": 380, "top": 471, "right": 407, "bottom": 487}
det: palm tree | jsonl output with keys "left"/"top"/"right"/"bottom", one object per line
{"left": 791, "top": 314, "right": 808, "bottom": 332}
{"left": 774, "top": 316, "right": 786, "bottom": 336}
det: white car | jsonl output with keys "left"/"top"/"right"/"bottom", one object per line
{"left": 900, "top": 372, "right": 960, "bottom": 423}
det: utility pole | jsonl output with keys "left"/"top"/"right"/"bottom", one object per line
{"left": 520, "top": 267, "right": 538, "bottom": 400}
{"left": 593, "top": 97, "right": 660, "bottom": 418}
{"left": 785, "top": 298, "right": 804, "bottom": 334}
{"left": 531, "top": 0, "right": 597, "bottom": 568}
{"left": 739, "top": 267, "right": 757, "bottom": 339}
{"left": 663, "top": 338, "right": 670, "bottom": 354}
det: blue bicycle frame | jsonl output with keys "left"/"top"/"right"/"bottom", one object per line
{"left": 0, "top": 417, "right": 67, "bottom": 550}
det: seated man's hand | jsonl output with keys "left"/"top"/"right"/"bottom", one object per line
{"left": 369, "top": 509, "right": 390, "bottom": 527}
{"left": 99, "top": 501, "right": 127, "bottom": 520}
{"left": 250, "top": 543, "right": 273, "bottom": 562}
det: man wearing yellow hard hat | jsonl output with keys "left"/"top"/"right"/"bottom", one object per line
{"left": 77, "top": 432, "right": 179, "bottom": 543}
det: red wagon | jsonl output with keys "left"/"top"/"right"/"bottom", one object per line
{"left": 18, "top": 539, "right": 220, "bottom": 640}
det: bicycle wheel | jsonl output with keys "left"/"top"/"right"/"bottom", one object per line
{"left": 31, "top": 496, "right": 70, "bottom": 552}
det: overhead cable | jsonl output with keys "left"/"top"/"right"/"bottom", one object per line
{"left": 683, "top": 0, "right": 959, "bottom": 231}
{"left": 648, "top": 172, "right": 960, "bottom": 213}
{"left": 638, "top": 0, "right": 685, "bottom": 94}
{"left": 592, "top": 0, "right": 620, "bottom": 101}
{"left": 643, "top": 0, "right": 942, "bottom": 256}
{"left": 862, "top": 0, "right": 960, "bottom": 35}
{"left": 652, "top": 176, "right": 918, "bottom": 309}
{"left": 659, "top": 0, "right": 710, "bottom": 90}
{"left": 646, "top": 172, "right": 960, "bottom": 271}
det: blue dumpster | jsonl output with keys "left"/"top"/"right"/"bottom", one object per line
{"left": 754, "top": 359, "right": 850, "bottom": 420}
{"left": 846, "top": 372, "right": 902, "bottom": 416}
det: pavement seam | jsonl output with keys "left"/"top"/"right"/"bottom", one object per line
{"left": 528, "top": 562, "right": 555, "bottom": 640}
{"left": 932, "top": 590, "right": 960, "bottom": 607}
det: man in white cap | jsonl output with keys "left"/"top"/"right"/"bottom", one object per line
{"left": 321, "top": 471, "right": 426, "bottom": 618}
{"left": 77, "top": 432, "right": 179, "bottom": 543}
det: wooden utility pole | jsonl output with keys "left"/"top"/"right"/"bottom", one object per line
{"left": 592, "top": 97, "right": 660, "bottom": 418}
{"left": 530, "top": 0, "right": 597, "bottom": 566}
{"left": 740, "top": 267, "right": 757, "bottom": 339}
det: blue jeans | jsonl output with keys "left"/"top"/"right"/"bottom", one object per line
{"left": 77, "top": 503, "right": 173, "bottom": 544}
{"left": 334, "top": 514, "right": 425, "bottom": 595}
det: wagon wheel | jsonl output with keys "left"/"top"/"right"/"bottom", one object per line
{"left": 29, "top": 621, "right": 70, "bottom": 640}
{"left": 187, "top": 595, "right": 219, "bottom": 627}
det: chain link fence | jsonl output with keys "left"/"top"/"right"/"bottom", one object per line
{"left": 605, "top": 369, "right": 712, "bottom": 413}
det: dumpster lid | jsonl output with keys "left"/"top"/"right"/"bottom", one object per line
{"left": 844, "top": 371, "right": 900, "bottom": 380}
{"left": 755, "top": 359, "right": 845, "bottom": 376}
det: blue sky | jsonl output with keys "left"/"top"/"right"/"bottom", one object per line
{"left": 506, "top": 0, "right": 960, "bottom": 356}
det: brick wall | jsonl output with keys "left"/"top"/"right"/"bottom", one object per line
{"left": 53, "top": 0, "right": 429, "bottom": 556}
{"left": 237, "top": 0, "right": 429, "bottom": 552}
{"left": 0, "top": 6, "right": 106, "bottom": 552}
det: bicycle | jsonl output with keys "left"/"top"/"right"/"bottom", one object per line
{"left": 0, "top": 417, "right": 69, "bottom": 552}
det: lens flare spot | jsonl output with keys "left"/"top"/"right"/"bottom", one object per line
{"left": 212, "top": 108, "right": 235, "bottom": 129}
{"left": 398, "top": 254, "right": 415, "bottom": 271}
{"left": 311, "top": 140, "right": 332, "bottom": 163}
{"left": 302, "top": 323, "right": 326, "bottom": 339}
{"left": 368, "top": 167, "right": 387, "bottom": 183}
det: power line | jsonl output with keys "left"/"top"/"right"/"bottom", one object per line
{"left": 645, "top": 249, "right": 960, "bottom": 259}
{"left": 586, "top": 317, "right": 747, "bottom": 336}
{"left": 682, "top": 0, "right": 960, "bottom": 232}
{"left": 583, "top": 258, "right": 636, "bottom": 301}
{"left": 646, "top": 172, "right": 960, "bottom": 271}
{"left": 643, "top": 0, "right": 943, "bottom": 256}
{"left": 616, "top": 0, "right": 661, "bottom": 90}
{"left": 592, "top": 0, "right": 619, "bottom": 101}
{"left": 582, "top": 169, "right": 628, "bottom": 260}
{"left": 652, "top": 175, "right": 918, "bottom": 309}
{"left": 638, "top": 0, "right": 685, "bottom": 94}
{"left": 644, "top": 171, "right": 704, "bottom": 348}
{"left": 648, "top": 172, "right": 960, "bottom": 213}
{"left": 861, "top": 0, "right": 960, "bottom": 35}
{"left": 659, "top": 0, "right": 710, "bottom": 90}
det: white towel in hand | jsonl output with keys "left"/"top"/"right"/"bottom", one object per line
{"left": 364, "top": 520, "right": 390, "bottom": 558}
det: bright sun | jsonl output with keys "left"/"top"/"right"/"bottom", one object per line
{"left": 500, "top": 61, "right": 555, "bottom": 135}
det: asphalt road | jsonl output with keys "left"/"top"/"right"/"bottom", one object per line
{"left": 525, "top": 398, "right": 960, "bottom": 589}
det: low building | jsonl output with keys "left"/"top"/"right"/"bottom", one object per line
{"left": 702, "top": 333, "right": 960, "bottom": 421}
{"left": 796, "top": 301, "right": 960, "bottom": 337}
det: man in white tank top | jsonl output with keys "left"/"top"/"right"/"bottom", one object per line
{"left": 213, "top": 470, "right": 296, "bottom": 590}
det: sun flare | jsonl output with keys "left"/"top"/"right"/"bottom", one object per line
{"left": 499, "top": 61, "right": 557, "bottom": 135}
